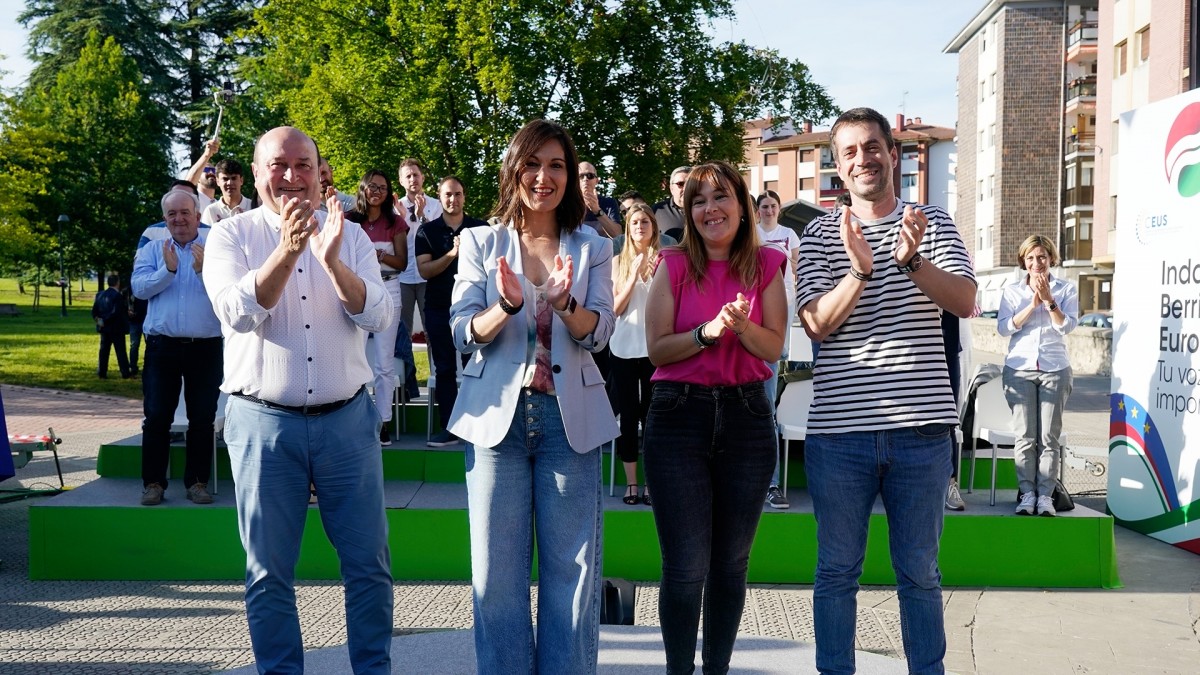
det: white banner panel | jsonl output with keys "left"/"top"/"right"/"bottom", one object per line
{"left": 1110, "top": 89, "right": 1200, "bottom": 552}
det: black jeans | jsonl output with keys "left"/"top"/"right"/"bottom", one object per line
{"left": 424, "top": 306, "right": 464, "bottom": 431}
{"left": 98, "top": 328, "right": 130, "bottom": 377}
{"left": 610, "top": 355, "right": 655, "bottom": 463}
{"left": 643, "top": 380, "right": 777, "bottom": 675}
{"left": 141, "top": 335, "right": 223, "bottom": 489}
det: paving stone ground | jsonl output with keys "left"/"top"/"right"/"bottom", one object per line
{"left": 3, "top": 355, "right": 1200, "bottom": 674}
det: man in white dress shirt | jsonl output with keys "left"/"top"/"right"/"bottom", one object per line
{"left": 204, "top": 126, "right": 395, "bottom": 674}
{"left": 395, "top": 157, "right": 442, "bottom": 340}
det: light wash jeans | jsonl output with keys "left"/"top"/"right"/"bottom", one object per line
{"left": 223, "top": 388, "right": 393, "bottom": 675}
{"left": 806, "top": 425, "right": 953, "bottom": 675}
{"left": 1001, "top": 365, "right": 1072, "bottom": 496}
{"left": 465, "top": 388, "right": 603, "bottom": 674}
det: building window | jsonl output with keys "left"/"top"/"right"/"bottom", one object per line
{"left": 901, "top": 173, "right": 918, "bottom": 188}
{"left": 1065, "top": 165, "right": 1076, "bottom": 189}
{"left": 799, "top": 177, "right": 815, "bottom": 190}
{"left": 764, "top": 153, "right": 778, "bottom": 166}
{"left": 978, "top": 179, "right": 984, "bottom": 202}
{"left": 1111, "top": 120, "right": 1120, "bottom": 154}
{"left": 979, "top": 130, "right": 985, "bottom": 150}
{"left": 1110, "top": 195, "right": 1118, "bottom": 229}
{"left": 1137, "top": 26, "right": 1150, "bottom": 64}
{"left": 799, "top": 148, "right": 814, "bottom": 162}
{"left": 989, "top": 124, "right": 996, "bottom": 148}
{"left": 980, "top": 81, "right": 986, "bottom": 102}
{"left": 987, "top": 175, "right": 995, "bottom": 198}
{"left": 763, "top": 180, "right": 778, "bottom": 193}
{"left": 989, "top": 72, "right": 997, "bottom": 95}
{"left": 1115, "top": 40, "right": 1128, "bottom": 76}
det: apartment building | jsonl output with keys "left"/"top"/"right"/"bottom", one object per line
{"left": 946, "top": 0, "right": 1105, "bottom": 311}
{"left": 1093, "top": 0, "right": 1194, "bottom": 300}
{"left": 740, "top": 115, "right": 957, "bottom": 215}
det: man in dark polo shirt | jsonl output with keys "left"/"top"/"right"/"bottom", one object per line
{"left": 415, "top": 176, "right": 487, "bottom": 447}
{"left": 653, "top": 165, "right": 690, "bottom": 241}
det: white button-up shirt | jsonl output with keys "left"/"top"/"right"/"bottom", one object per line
{"left": 204, "top": 207, "right": 392, "bottom": 406}
{"left": 396, "top": 195, "right": 442, "bottom": 285}
{"left": 996, "top": 274, "right": 1079, "bottom": 372}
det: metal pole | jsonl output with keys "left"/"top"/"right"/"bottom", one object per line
{"left": 56, "top": 214, "right": 68, "bottom": 317}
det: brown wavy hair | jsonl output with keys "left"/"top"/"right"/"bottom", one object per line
{"left": 491, "top": 119, "right": 585, "bottom": 233}
{"left": 677, "top": 161, "right": 762, "bottom": 289}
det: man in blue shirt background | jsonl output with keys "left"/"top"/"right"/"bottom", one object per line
{"left": 132, "top": 190, "right": 223, "bottom": 506}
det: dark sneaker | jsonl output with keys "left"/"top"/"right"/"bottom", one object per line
{"left": 379, "top": 425, "right": 392, "bottom": 447}
{"left": 766, "top": 485, "right": 790, "bottom": 510}
{"left": 946, "top": 478, "right": 966, "bottom": 511}
{"left": 427, "top": 430, "right": 462, "bottom": 448}
{"left": 141, "top": 483, "right": 164, "bottom": 506}
{"left": 186, "top": 482, "right": 213, "bottom": 504}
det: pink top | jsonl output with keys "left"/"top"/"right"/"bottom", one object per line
{"left": 652, "top": 246, "right": 787, "bottom": 387}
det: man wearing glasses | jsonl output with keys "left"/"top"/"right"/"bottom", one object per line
{"left": 183, "top": 137, "right": 221, "bottom": 212}
{"left": 653, "top": 165, "right": 691, "bottom": 242}
{"left": 579, "top": 161, "right": 621, "bottom": 237}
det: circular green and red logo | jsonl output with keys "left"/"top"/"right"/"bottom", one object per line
{"left": 1164, "top": 102, "right": 1200, "bottom": 198}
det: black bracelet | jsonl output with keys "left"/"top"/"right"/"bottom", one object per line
{"left": 498, "top": 295, "right": 523, "bottom": 315}
{"left": 849, "top": 267, "right": 872, "bottom": 281}
{"left": 692, "top": 321, "right": 717, "bottom": 349}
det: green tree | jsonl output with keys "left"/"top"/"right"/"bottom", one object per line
{"left": 244, "top": 0, "right": 837, "bottom": 215}
{"left": 12, "top": 31, "right": 170, "bottom": 280}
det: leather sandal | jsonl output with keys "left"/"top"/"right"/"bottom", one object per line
{"left": 641, "top": 490, "right": 652, "bottom": 507}
{"left": 623, "top": 485, "right": 640, "bottom": 505}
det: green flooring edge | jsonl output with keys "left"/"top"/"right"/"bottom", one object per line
{"left": 29, "top": 505, "right": 1119, "bottom": 588}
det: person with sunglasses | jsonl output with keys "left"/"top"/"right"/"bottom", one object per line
{"left": 653, "top": 165, "right": 691, "bottom": 242}
{"left": 578, "top": 161, "right": 621, "bottom": 237}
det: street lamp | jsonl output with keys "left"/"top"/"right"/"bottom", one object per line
{"left": 56, "top": 214, "right": 68, "bottom": 318}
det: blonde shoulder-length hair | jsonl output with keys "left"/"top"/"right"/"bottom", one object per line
{"left": 615, "top": 203, "right": 663, "bottom": 286}
{"left": 677, "top": 161, "right": 762, "bottom": 290}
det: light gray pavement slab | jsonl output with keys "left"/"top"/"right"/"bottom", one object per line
{"left": 3, "top": 355, "right": 1200, "bottom": 674}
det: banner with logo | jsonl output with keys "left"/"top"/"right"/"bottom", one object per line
{"left": 1110, "top": 90, "right": 1200, "bottom": 552}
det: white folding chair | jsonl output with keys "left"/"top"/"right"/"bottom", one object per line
{"left": 775, "top": 379, "right": 813, "bottom": 493}
{"left": 967, "top": 377, "right": 1067, "bottom": 506}
{"left": 787, "top": 323, "right": 815, "bottom": 363}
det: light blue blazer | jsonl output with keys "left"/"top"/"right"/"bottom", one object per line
{"left": 447, "top": 223, "right": 620, "bottom": 453}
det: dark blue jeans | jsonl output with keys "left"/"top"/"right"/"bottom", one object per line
{"left": 643, "top": 380, "right": 777, "bottom": 675}
{"left": 424, "top": 306, "right": 462, "bottom": 431}
{"left": 98, "top": 328, "right": 130, "bottom": 378}
{"left": 141, "top": 335, "right": 222, "bottom": 489}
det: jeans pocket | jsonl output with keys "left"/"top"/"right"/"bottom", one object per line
{"left": 913, "top": 423, "right": 953, "bottom": 438}
{"left": 648, "top": 385, "right": 684, "bottom": 413}
{"left": 740, "top": 391, "right": 775, "bottom": 419}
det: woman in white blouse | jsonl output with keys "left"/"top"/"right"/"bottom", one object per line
{"left": 996, "top": 235, "right": 1079, "bottom": 517}
{"left": 610, "top": 204, "right": 664, "bottom": 505}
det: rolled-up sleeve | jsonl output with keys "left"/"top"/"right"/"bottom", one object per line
{"left": 203, "top": 218, "right": 271, "bottom": 334}
{"left": 345, "top": 225, "right": 392, "bottom": 333}
{"left": 1051, "top": 280, "right": 1079, "bottom": 336}
{"left": 996, "top": 285, "right": 1022, "bottom": 337}
{"left": 450, "top": 227, "right": 491, "bottom": 354}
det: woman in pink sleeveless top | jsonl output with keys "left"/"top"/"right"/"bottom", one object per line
{"left": 643, "top": 160, "right": 788, "bottom": 674}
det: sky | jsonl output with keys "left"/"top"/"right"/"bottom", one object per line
{"left": 1, "top": 0, "right": 984, "bottom": 129}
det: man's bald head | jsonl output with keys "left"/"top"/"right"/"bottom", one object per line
{"left": 252, "top": 127, "right": 320, "bottom": 214}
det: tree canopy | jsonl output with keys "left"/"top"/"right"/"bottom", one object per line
{"left": 246, "top": 0, "right": 838, "bottom": 214}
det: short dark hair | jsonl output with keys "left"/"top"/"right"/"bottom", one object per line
{"left": 617, "top": 189, "right": 643, "bottom": 203}
{"left": 438, "top": 175, "right": 465, "bottom": 193}
{"left": 170, "top": 179, "right": 198, "bottom": 195}
{"left": 106, "top": 274, "right": 119, "bottom": 287}
{"left": 829, "top": 107, "right": 896, "bottom": 155}
{"left": 215, "top": 158, "right": 243, "bottom": 177}
{"left": 492, "top": 119, "right": 585, "bottom": 234}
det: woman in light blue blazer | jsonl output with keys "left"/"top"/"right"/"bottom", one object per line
{"left": 447, "top": 119, "right": 619, "bottom": 674}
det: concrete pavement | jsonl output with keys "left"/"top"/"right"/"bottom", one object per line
{"left": 2, "top": 360, "right": 1199, "bottom": 674}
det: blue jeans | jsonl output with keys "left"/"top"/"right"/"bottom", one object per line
{"left": 392, "top": 318, "right": 420, "bottom": 400}
{"left": 129, "top": 322, "right": 143, "bottom": 372}
{"left": 223, "top": 388, "right": 393, "bottom": 675}
{"left": 642, "top": 381, "right": 777, "bottom": 675}
{"left": 806, "top": 426, "right": 953, "bottom": 675}
{"left": 465, "top": 388, "right": 603, "bottom": 674}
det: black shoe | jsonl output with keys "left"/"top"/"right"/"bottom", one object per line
{"left": 622, "top": 485, "right": 640, "bottom": 506}
{"left": 379, "top": 425, "right": 392, "bottom": 447}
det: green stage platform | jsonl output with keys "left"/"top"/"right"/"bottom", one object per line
{"left": 29, "top": 434, "right": 1119, "bottom": 588}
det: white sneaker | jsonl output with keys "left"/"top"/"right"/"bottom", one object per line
{"left": 945, "top": 478, "right": 965, "bottom": 511}
{"left": 1036, "top": 494, "right": 1057, "bottom": 517}
{"left": 1015, "top": 491, "right": 1036, "bottom": 516}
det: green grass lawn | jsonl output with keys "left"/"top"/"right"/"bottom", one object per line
{"left": 0, "top": 278, "right": 429, "bottom": 399}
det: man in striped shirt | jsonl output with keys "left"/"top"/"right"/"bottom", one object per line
{"left": 797, "top": 108, "right": 976, "bottom": 675}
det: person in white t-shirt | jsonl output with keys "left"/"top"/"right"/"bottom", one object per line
{"left": 756, "top": 189, "right": 801, "bottom": 510}
{"left": 200, "top": 159, "right": 253, "bottom": 225}
{"left": 395, "top": 158, "right": 443, "bottom": 341}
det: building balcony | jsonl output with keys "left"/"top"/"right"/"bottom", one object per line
{"left": 1065, "top": 77, "right": 1097, "bottom": 113}
{"left": 819, "top": 160, "right": 836, "bottom": 170}
{"left": 1063, "top": 185, "right": 1094, "bottom": 210}
{"left": 1066, "top": 21, "right": 1098, "bottom": 64}
{"left": 1062, "top": 232, "right": 1093, "bottom": 261}
{"left": 1065, "top": 134, "right": 1096, "bottom": 158}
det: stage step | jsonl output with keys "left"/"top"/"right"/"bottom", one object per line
{"left": 29, "top": 474, "right": 1119, "bottom": 588}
